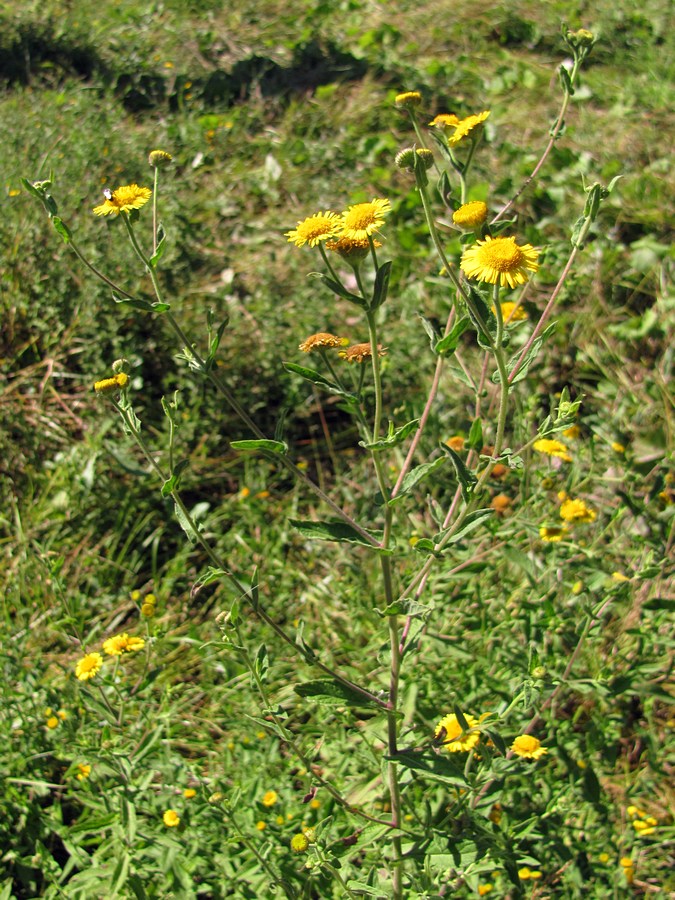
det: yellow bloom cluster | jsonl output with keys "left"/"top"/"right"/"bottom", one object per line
{"left": 533, "top": 438, "right": 572, "bottom": 463}
{"left": 429, "top": 110, "right": 490, "bottom": 145}
{"left": 628, "top": 805, "right": 658, "bottom": 836}
{"left": 286, "top": 199, "right": 391, "bottom": 249}
{"left": 102, "top": 632, "right": 146, "bottom": 656}
{"left": 461, "top": 235, "right": 539, "bottom": 289}
{"left": 94, "top": 372, "right": 129, "bottom": 395}
{"left": 510, "top": 734, "right": 547, "bottom": 759}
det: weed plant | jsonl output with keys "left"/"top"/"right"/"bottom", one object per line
{"left": 3, "top": 10, "right": 673, "bottom": 900}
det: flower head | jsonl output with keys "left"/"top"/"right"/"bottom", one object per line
{"left": 94, "top": 372, "right": 129, "bottom": 395}
{"left": 560, "top": 497, "right": 596, "bottom": 524}
{"left": 325, "top": 234, "right": 381, "bottom": 262}
{"left": 163, "top": 809, "right": 180, "bottom": 827}
{"left": 290, "top": 832, "right": 310, "bottom": 853}
{"left": 299, "top": 332, "right": 348, "bottom": 353}
{"left": 461, "top": 235, "right": 539, "bottom": 289}
{"left": 452, "top": 201, "right": 488, "bottom": 229}
{"left": 340, "top": 198, "right": 391, "bottom": 241}
{"left": 184, "top": 788, "right": 197, "bottom": 799}
{"left": 498, "top": 301, "right": 528, "bottom": 323}
{"left": 395, "top": 91, "right": 422, "bottom": 109}
{"left": 434, "top": 713, "right": 480, "bottom": 752}
{"left": 562, "top": 424, "right": 581, "bottom": 440}
{"left": 148, "top": 149, "right": 173, "bottom": 168}
{"left": 102, "top": 633, "right": 145, "bottom": 656}
{"left": 46, "top": 716, "right": 59, "bottom": 729}
{"left": 447, "top": 111, "right": 490, "bottom": 146}
{"left": 262, "top": 790, "right": 279, "bottom": 807}
{"left": 76, "top": 764, "right": 91, "bottom": 781}
{"left": 93, "top": 184, "right": 152, "bottom": 216}
{"left": 428, "top": 113, "right": 460, "bottom": 129}
{"left": 339, "top": 342, "right": 387, "bottom": 364}
{"left": 285, "top": 211, "right": 340, "bottom": 247}
{"left": 533, "top": 439, "right": 572, "bottom": 463}
{"left": 539, "top": 525, "right": 568, "bottom": 543}
{"left": 511, "top": 734, "right": 548, "bottom": 759}
{"left": 75, "top": 652, "right": 103, "bottom": 681}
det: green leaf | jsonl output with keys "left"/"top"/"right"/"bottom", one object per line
{"left": 294, "top": 679, "right": 378, "bottom": 708}
{"left": 230, "top": 439, "right": 288, "bottom": 455}
{"left": 389, "top": 456, "right": 446, "bottom": 505}
{"left": 434, "top": 316, "right": 471, "bottom": 356}
{"left": 442, "top": 508, "right": 493, "bottom": 544}
{"left": 283, "top": 362, "right": 350, "bottom": 397}
{"left": 345, "top": 882, "right": 389, "bottom": 898}
{"left": 498, "top": 322, "right": 557, "bottom": 385}
{"left": 174, "top": 501, "right": 199, "bottom": 543}
{"left": 374, "top": 598, "right": 433, "bottom": 619}
{"left": 467, "top": 417, "right": 483, "bottom": 451}
{"left": 132, "top": 725, "right": 164, "bottom": 764}
{"left": 149, "top": 229, "right": 167, "bottom": 268}
{"left": 558, "top": 63, "right": 574, "bottom": 96}
{"left": 289, "top": 519, "right": 385, "bottom": 551}
{"left": 151, "top": 301, "right": 171, "bottom": 313}
{"left": 192, "top": 566, "right": 229, "bottom": 593}
{"left": 52, "top": 216, "right": 71, "bottom": 244}
{"left": 320, "top": 274, "right": 367, "bottom": 307}
{"left": 254, "top": 644, "right": 269, "bottom": 684}
{"left": 370, "top": 260, "right": 392, "bottom": 309}
{"left": 112, "top": 293, "right": 155, "bottom": 311}
{"left": 440, "top": 442, "right": 477, "bottom": 499}
{"left": 21, "top": 176, "right": 47, "bottom": 199}
{"left": 110, "top": 852, "right": 130, "bottom": 895}
{"left": 465, "top": 284, "right": 496, "bottom": 348}
{"left": 393, "top": 750, "right": 468, "bottom": 786}
{"left": 120, "top": 797, "right": 137, "bottom": 843}
{"left": 582, "top": 766, "right": 601, "bottom": 804}
{"left": 360, "top": 418, "right": 419, "bottom": 451}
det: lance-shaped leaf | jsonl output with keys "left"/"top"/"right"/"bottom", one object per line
{"left": 149, "top": 228, "right": 167, "bottom": 268}
{"left": 52, "top": 216, "right": 71, "bottom": 244}
{"left": 465, "top": 284, "right": 496, "bottom": 349}
{"left": 294, "top": 679, "right": 380, "bottom": 709}
{"left": 434, "top": 316, "right": 471, "bottom": 356}
{"left": 374, "top": 598, "right": 433, "bottom": 619}
{"left": 289, "top": 519, "right": 387, "bottom": 552}
{"left": 370, "top": 260, "right": 392, "bottom": 310}
{"left": 439, "top": 508, "right": 493, "bottom": 545}
{"left": 389, "top": 456, "right": 447, "bottom": 506}
{"left": 283, "top": 362, "right": 353, "bottom": 398}
{"left": 319, "top": 274, "right": 368, "bottom": 308}
{"left": 230, "top": 438, "right": 288, "bottom": 455}
{"left": 497, "top": 322, "right": 557, "bottom": 385}
{"left": 440, "top": 442, "right": 477, "bottom": 499}
{"left": 360, "top": 418, "right": 420, "bottom": 451}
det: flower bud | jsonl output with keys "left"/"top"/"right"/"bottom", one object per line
{"left": 415, "top": 148, "right": 434, "bottom": 170}
{"left": 395, "top": 91, "right": 422, "bottom": 109}
{"left": 395, "top": 147, "right": 416, "bottom": 170}
{"left": 148, "top": 149, "right": 173, "bottom": 168}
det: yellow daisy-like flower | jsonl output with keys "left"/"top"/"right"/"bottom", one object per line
{"left": 255, "top": 820, "right": 267, "bottom": 831}
{"left": 452, "top": 200, "right": 488, "bottom": 228}
{"left": 76, "top": 764, "right": 91, "bottom": 781}
{"left": 183, "top": 788, "right": 197, "bottom": 799}
{"left": 93, "top": 184, "right": 152, "bottom": 216}
{"left": 447, "top": 110, "right": 490, "bottom": 146}
{"left": 298, "top": 332, "right": 348, "bottom": 353}
{"left": 428, "top": 113, "right": 460, "bottom": 129}
{"left": 285, "top": 211, "right": 340, "bottom": 248}
{"left": 510, "top": 734, "right": 548, "bottom": 759}
{"left": 563, "top": 424, "right": 581, "bottom": 440}
{"left": 539, "top": 525, "right": 568, "bottom": 542}
{"left": 560, "top": 497, "right": 596, "bottom": 524}
{"left": 262, "top": 790, "right": 279, "bottom": 807}
{"left": 497, "top": 301, "right": 528, "bottom": 322}
{"left": 446, "top": 435, "right": 465, "bottom": 452}
{"left": 325, "top": 234, "right": 381, "bottom": 262}
{"left": 461, "top": 235, "right": 539, "bottom": 289}
{"left": 395, "top": 91, "right": 422, "bottom": 108}
{"left": 533, "top": 438, "right": 572, "bottom": 463}
{"left": 94, "top": 372, "right": 129, "bottom": 395}
{"left": 290, "top": 832, "right": 310, "bottom": 853}
{"left": 339, "top": 198, "right": 391, "bottom": 241}
{"left": 102, "top": 633, "right": 146, "bottom": 656}
{"left": 478, "top": 885, "right": 493, "bottom": 896}
{"left": 46, "top": 716, "right": 59, "bottom": 729}
{"left": 339, "top": 342, "right": 387, "bottom": 364}
{"left": 632, "top": 820, "right": 656, "bottom": 835}
{"left": 163, "top": 809, "right": 180, "bottom": 827}
{"left": 434, "top": 713, "right": 480, "bottom": 753}
{"left": 75, "top": 652, "right": 103, "bottom": 681}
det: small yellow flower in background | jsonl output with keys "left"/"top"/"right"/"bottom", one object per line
{"left": 511, "top": 735, "right": 547, "bottom": 759}
{"left": 517, "top": 867, "right": 542, "bottom": 880}
{"left": 290, "top": 832, "right": 309, "bottom": 853}
{"left": 94, "top": 372, "right": 129, "bottom": 395}
{"left": 102, "top": 633, "right": 145, "bottom": 656}
{"left": 325, "top": 234, "right": 381, "bottom": 262}
{"left": 632, "top": 819, "right": 656, "bottom": 835}
{"left": 339, "top": 342, "right": 387, "bottom": 364}
{"left": 572, "top": 580, "right": 584, "bottom": 594}
{"left": 340, "top": 198, "right": 391, "bottom": 241}
{"left": 434, "top": 713, "right": 480, "bottom": 752}
{"left": 256, "top": 820, "right": 267, "bottom": 831}
{"left": 497, "top": 301, "right": 528, "bottom": 323}
{"left": 75, "top": 652, "right": 103, "bottom": 681}
{"left": 598, "top": 853, "right": 610, "bottom": 864}
{"left": 163, "top": 809, "right": 180, "bottom": 827}
{"left": 46, "top": 716, "right": 59, "bottom": 729}
{"left": 57, "top": 709, "right": 67, "bottom": 720}
{"left": 612, "top": 571, "right": 630, "bottom": 583}
{"left": 533, "top": 438, "right": 572, "bottom": 462}
{"left": 619, "top": 857, "right": 633, "bottom": 868}
{"left": 461, "top": 235, "right": 539, "bottom": 289}
{"left": 563, "top": 424, "right": 581, "bottom": 440}
{"left": 627, "top": 805, "right": 645, "bottom": 818}
{"left": 299, "top": 332, "right": 349, "bottom": 353}
{"left": 256, "top": 730, "right": 266, "bottom": 740}
{"left": 488, "top": 803, "right": 502, "bottom": 825}
{"left": 560, "top": 497, "right": 596, "bottom": 524}
{"left": 428, "top": 113, "right": 460, "bottom": 129}
{"left": 446, "top": 435, "right": 466, "bottom": 452}
{"left": 93, "top": 184, "right": 152, "bottom": 216}
{"left": 309, "top": 798, "right": 321, "bottom": 810}
{"left": 275, "top": 815, "right": 285, "bottom": 825}
{"left": 539, "top": 525, "right": 568, "bottom": 542}
{"left": 183, "top": 788, "right": 197, "bottom": 799}
{"left": 611, "top": 441, "right": 626, "bottom": 453}
{"left": 452, "top": 200, "right": 488, "bottom": 229}
{"left": 285, "top": 211, "right": 340, "bottom": 247}
{"left": 447, "top": 110, "right": 491, "bottom": 145}
{"left": 130, "top": 589, "right": 142, "bottom": 602}
{"left": 262, "top": 790, "right": 279, "bottom": 807}
{"left": 395, "top": 90, "right": 422, "bottom": 108}
{"left": 76, "top": 764, "right": 91, "bottom": 781}
{"left": 490, "top": 494, "right": 511, "bottom": 515}
{"left": 141, "top": 602, "right": 155, "bottom": 617}
{"left": 148, "top": 149, "right": 173, "bottom": 168}
{"left": 478, "top": 885, "right": 493, "bottom": 896}
{"left": 208, "top": 792, "right": 224, "bottom": 804}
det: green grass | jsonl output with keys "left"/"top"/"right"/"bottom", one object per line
{"left": 1, "top": 0, "right": 673, "bottom": 897}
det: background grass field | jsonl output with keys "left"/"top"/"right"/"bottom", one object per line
{"left": 1, "top": 0, "right": 673, "bottom": 897}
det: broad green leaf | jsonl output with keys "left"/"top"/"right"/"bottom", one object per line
{"left": 112, "top": 293, "right": 154, "bottom": 311}
{"left": 389, "top": 456, "right": 446, "bottom": 505}
{"left": 465, "top": 284, "right": 496, "bottom": 348}
{"left": 392, "top": 750, "right": 468, "bottom": 786}
{"left": 442, "top": 508, "right": 493, "bottom": 545}
{"left": 149, "top": 229, "right": 167, "bottom": 267}
{"left": 370, "top": 260, "right": 392, "bottom": 309}
{"left": 360, "top": 418, "right": 419, "bottom": 451}
{"left": 289, "top": 519, "right": 386, "bottom": 551}
{"left": 52, "top": 216, "right": 71, "bottom": 244}
{"left": 440, "top": 442, "right": 477, "bottom": 499}
{"left": 111, "top": 853, "right": 131, "bottom": 895}
{"left": 174, "top": 501, "right": 199, "bottom": 542}
{"left": 294, "top": 679, "right": 379, "bottom": 709}
{"left": 320, "top": 274, "right": 367, "bottom": 307}
{"left": 467, "top": 417, "right": 483, "bottom": 451}
{"left": 374, "top": 598, "right": 433, "bottom": 619}
{"left": 434, "top": 316, "right": 471, "bottom": 356}
{"left": 499, "top": 323, "right": 557, "bottom": 385}
{"left": 230, "top": 438, "right": 288, "bottom": 454}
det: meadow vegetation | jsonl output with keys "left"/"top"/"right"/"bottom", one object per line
{"left": 1, "top": 0, "right": 673, "bottom": 897}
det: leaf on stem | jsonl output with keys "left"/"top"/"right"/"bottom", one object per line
{"left": 370, "top": 260, "right": 392, "bottom": 310}
{"left": 389, "top": 456, "right": 447, "bottom": 506}
{"left": 289, "top": 519, "right": 388, "bottom": 552}
{"left": 434, "top": 316, "right": 471, "bottom": 356}
{"left": 283, "top": 362, "right": 354, "bottom": 399}
{"left": 440, "top": 442, "right": 477, "bottom": 500}
{"left": 230, "top": 439, "right": 288, "bottom": 455}
{"left": 319, "top": 274, "right": 368, "bottom": 308}
{"left": 360, "top": 418, "right": 420, "bottom": 451}
{"left": 294, "top": 679, "right": 379, "bottom": 709}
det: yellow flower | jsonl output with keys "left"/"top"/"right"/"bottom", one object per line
{"left": 339, "top": 342, "right": 387, "bottom": 364}
{"left": 461, "top": 235, "right": 539, "bottom": 289}
{"left": 572, "top": 580, "right": 583, "bottom": 594}
{"left": 183, "top": 788, "right": 197, "bottom": 799}
{"left": 94, "top": 372, "right": 129, "bottom": 395}
{"left": 309, "top": 798, "right": 321, "bottom": 810}
{"left": 452, "top": 201, "right": 488, "bottom": 228}
{"left": 619, "top": 857, "right": 633, "bottom": 868}
{"left": 518, "top": 867, "right": 542, "bottom": 880}
{"left": 76, "top": 764, "right": 91, "bottom": 781}
{"left": 57, "top": 709, "right": 67, "bottom": 720}
{"left": 510, "top": 734, "right": 548, "bottom": 759}
{"left": 395, "top": 91, "right": 422, "bottom": 108}
{"left": 339, "top": 198, "right": 391, "bottom": 241}
{"left": 75, "top": 652, "right": 103, "bottom": 681}
{"left": 285, "top": 211, "right": 340, "bottom": 247}
{"left": 539, "top": 525, "right": 568, "bottom": 542}
{"left": 46, "top": 716, "right": 59, "bottom": 729}
{"left": 563, "top": 424, "right": 581, "bottom": 440}
{"left": 497, "top": 301, "right": 528, "bottom": 322}
{"left": 598, "top": 853, "right": 610, "bottom": 864}
{"left": 478, "top": 885, "right": 493, "bottom": 896}
{"left": 434, "top": 713, "right": 480, "bottom": 752}
{"left": 141, "top": 602, "right": 155, "bottom": 617}
{"left": 611, "top": 441, "right": 626, "bottom": 453}
{"left": 447, "top": 111, "right": 491, "bottom": 146}
{"left": 299, "top": 332, "right": 348, "bottom": 353}
{"left": 255, "top": 820, "right": 267, "bottom": 831}
{"left": 163, "top": 809, "right": 180, "bottom": 827}
{"left": 446, "top": 435, "right": 465, "bottom": 452}
{"left": 533, "top": 438, "right": 572, "bottom": 463}
{"left": 290, "top": 832, "right": 310, "bottom": 853}
{"left": 325, "top": 234, "right": 380, "bottom": 262}
{"left": 102, "top": 633, "right": 146, "bottom": 656}
{"left": 559, "top": 497, "right": 596, "bottom": 523}
{"left": 428, "top": 113, "right": 460, "bottom": 129}
{"left": 632, "top": 820, "right": 656, "bottom": 835}
{"left": 93, "top": 184, "right": 152, "bottom": 216}
{"left": 612, "top": 571, "right": 630, "bottom": 582}
{"left": 262, "top": 790, "right": 279, "bottom": 807}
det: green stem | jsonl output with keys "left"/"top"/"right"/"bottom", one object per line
{"left": 152, "top": 167, "right": 160, "bottom": 255}
{"left": 313, "top": 845, "right": 360, "bottom": 899}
